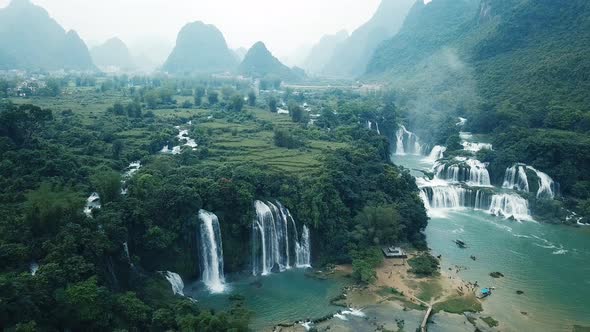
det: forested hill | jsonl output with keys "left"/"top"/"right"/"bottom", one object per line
{"left": 367, "top": 0, "right": 590, "bottom": 124}
{"left": 0, "top": 0, "right": 95, "bottom": 71}
{"left": 238, "top": 42, "right": 302, "bottom": 81}
{"left": 162, "top": 21, "right": 237, "bottom": 74}
{"left": 320, "top": 0, "right": 415, "bottom": 78}
{"left": 366, "top": 0, "right": 590, "bottom": 219}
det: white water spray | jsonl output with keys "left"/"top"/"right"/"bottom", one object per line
{"left": 252, "top": 200, "right": 312, "bottom": 276}
{"left": 488, "top": 194, "right": 532, "bottom": 221}
{"left": 526, "top": 166, "right": 556, "bottom": 199}
{"left": 164, "top": 271, "right": 185, "bottom": 296}
{"left": 199, "top": 210, "right": 226, "bottom": 293}
{"left": 502, "top": 164, "right": 530, "bottom": 192}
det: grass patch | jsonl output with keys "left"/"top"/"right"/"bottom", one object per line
{"left": 416, "top": 280, "right": 443, "bottom": 302}
{"left": 433, "top": 295, "right": 482, "bottom": 314}
{"left": 480, "top": 316, "right": 499, "bottom": 328}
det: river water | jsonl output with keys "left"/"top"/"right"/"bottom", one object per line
{"left": 392, "top": 153, "right": 590, "bottom": 331}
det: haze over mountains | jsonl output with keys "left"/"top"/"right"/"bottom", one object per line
{"left": 0, "top": 0, "right": 94, "bottom": 70}
{"left": 91, "top": 37, "right": 135, "bottom": 72}
{"left": 162, "top": 21, "right": 237, "bottom": 74}
{"left": 316, "top": 0, "right": 415, "bottom": 77}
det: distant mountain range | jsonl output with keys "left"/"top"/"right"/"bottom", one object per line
{"left": 91, "top": 38, "right": 135, "bottom": 71}
{"left": 317, "top": 0, "right": 415, "bottom": 78}
{"left": 0, "top": 0, "right": 95, "bottom": 71}
{"left": 162, "top": 21, "right": 237, "bottom": 74}
{"left": 302, "top": 30, "right": 349, "bottom": 75}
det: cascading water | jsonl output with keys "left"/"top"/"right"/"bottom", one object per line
{"left": 30, "top": 262, "right": 39, "bottom": 276}
{"left": 252, "top": 200, "right": 311, "bottom": 276}
{"left": 164, "top": 271, "right": 185, "bottom": 296}
{"left": 198, "top": 210, "right": 226, "bottom": 293}
{"left": 462, "top": 142, "right": 493, "bottom": 152}
{"left": 434, "top": 158, "right": 491, "bottom": 187}
{"left": 426, "top": 145, "right": 446, "bottom": 163}
{"left": 295, "top": 225, "right": 311, "bottom": 268}
{"left": 488, "top": 194, "right": 532, "bottom": 221}
{"left": 526, "top": 166, "right": 556, "bottom": 199}
{"left": 395, "top": 125, "right": 422, "bottom": 155}
{"left": 502, "top": 164, "right": 530, "bottom": 192}
{"left": 375, "top": 122, "right": 381, "bottom": 135}
{"left": 83, "top": 192, "right": 101, "bottom": 217}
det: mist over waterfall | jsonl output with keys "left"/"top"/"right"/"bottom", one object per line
{"left": 395, "top": 125, "right": 422, "bottom": 155}
{"left": 198, "top": 210, "right": 226, "bottom": 293}
{"left": 503, "top": 164, "right": 530, "bottom": 192}
{"left": 488, "top": 194, "right": 532, "bottom": 221}
{"left": 252, "top": 200, "right": 312, "bottom": 276}
{"left": 164, "top": 271, "right": 185, "bottom": 296}
{"left": 408, "top": 121, "right": 537, "bottom": 222}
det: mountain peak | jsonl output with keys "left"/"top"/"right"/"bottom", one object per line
{"left": 163, "top": 21, "right": 237, "bottom": 73}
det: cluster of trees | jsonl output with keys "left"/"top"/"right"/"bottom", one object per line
{"left": 0, "top": 79, "right": 432, "bottom": 329}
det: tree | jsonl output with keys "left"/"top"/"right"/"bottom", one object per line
{"left": 408, "top": 253, "right": 440, "bottom": 276}
{"left": 194, "top": 86, "right": 206, "bottom": 106}
{"left": 247, "top": 91, "right": 257, "bottom": 106}
{"left": 289, "top": 102, "right": 306, "bottom": 123}
{"left": 112, "top": 140, "right": 124, "bottom": 160}
{"left": 60, "top": 277, "right": 112, "bottom": 329}
{"left": 25, "top": 183, "right": 83, "bottom": 236}
{"left": 274, "top": 129, "right": 304, "bottom": 149}
{"left": 268, "top": 97, "right": 278, "bottom": 113}
{"left": 208, "top": 91, "right": 219, "bottom": 105}
{"left": 91, "top": 171, "right": 121, "bottom": 204}
{"left": 351, "top": 205, "right": 402, "bottom": 247}
{"left": 0, "top": 103, "right": 53, "bottom": 146}
{"left": 230, "top": 95, "right": 244, "bottom": 112}
{"left": 351, "top": 248, "right": 383, "bottom": 284}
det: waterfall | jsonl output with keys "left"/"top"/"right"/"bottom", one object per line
{"left": 30, "top": 262, "right": 39, "bottom": 276}
{"left": 502, "top": 165, "right": 530, "bottom": 192}
{"left": 465, "top": 159, "right": 491, "bottom": 186}
{"left": 295, "top": 225, "right": 311, "bottom": 268}
{"left": 456, "top": 117, "right": 467, "bottom": 126}
{"left": 421, "top": 186, "right": 470, "bottom": 209}
{"left": 375, "top": 122, "right": 381, "bottom": 135}
{"left": 526, "top": 166, "right": 556, "bottom": 199}
{"left": 462, "top": 142, "right": 493, "bottom": 152}
{"left": 367, "top": 120, "right": 372, "bottom": 130}
{"left": 198, "top": 210, "right": 226, "bottom": 293}
{"left": 434, "top": 158, "right": 491, "bottom": 187}
{"left": 122, "top": 242, "right": 133, "bottom": 266}
{"left": 474, "top": 190, "right": 492, "bottom": 210}
{"left": 488, "top": 194, "right": 532, "bottom": 221}
{"left": 395, "top": 127, "right": 406, "bottom": 155}
{"left": 83, "top": 192, "right": 101, "bottom": 217}
{"left": 123, "top": 161, "right": 142, "bottom": 179}
{"left": 252, "top": 200, "right": 311, "bottom": 276}
{"left": 164, "top": 271, "right": 185, "bottom": 296}
{"left": 395, "top": 125, "right": 422, "bottom": 155}
{"left": 426, "top": 145, "right": 446, "bottom": 163}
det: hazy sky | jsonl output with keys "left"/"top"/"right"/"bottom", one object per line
{"left": 0, "top": 0, "right": 383, "bottom": 59}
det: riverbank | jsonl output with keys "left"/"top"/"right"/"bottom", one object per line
{"left": 272, "top": 252, "right": 504, "bottom": 332}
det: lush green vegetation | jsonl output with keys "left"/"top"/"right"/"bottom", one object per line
{"left": 408, "top": 253, "right": 440, "bottom": 277}
{"left": 366, "top": 0, "right": 590, "bottom": 221}
{"left": 0, "top": 74, "right": 427, "bottom": 330}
